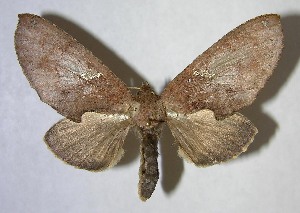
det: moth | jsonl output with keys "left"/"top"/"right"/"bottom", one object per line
{"left": 15, "top": 14, "right": 283, "bottom": 201}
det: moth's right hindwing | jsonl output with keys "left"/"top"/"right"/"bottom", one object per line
{"left": 166, "top": 110, "right": 257, "bottom": 166}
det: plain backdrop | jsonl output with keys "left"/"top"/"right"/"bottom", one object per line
{"left": 1, "top": 1, "right": 300, "bottom": 213}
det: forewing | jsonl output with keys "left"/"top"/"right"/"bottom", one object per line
{"left": 15, "top": 14, "right": 133, "bottom": 122}
{"left": 161, "top": 14, "right": 283, "bottom": 118}
{"left": 44, "top": 112, "right": 131, "bottom": 171}
{"left": 166, "top": 110, "right": 257, "bottom": 167}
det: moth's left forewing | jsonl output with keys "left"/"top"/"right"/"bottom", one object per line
{"left": 166, "top": 110, "right": 257, "bottom": 166}
{"left": 15, "top": 14, "right": 133, "bottom": 122}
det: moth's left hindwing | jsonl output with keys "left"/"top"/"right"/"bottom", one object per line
{"left": 44, "top": 112, "right": 132, "bottom": 171}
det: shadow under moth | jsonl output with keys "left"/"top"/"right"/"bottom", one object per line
{"left": 15, "top": 14, "right": 283, "bottom": 201}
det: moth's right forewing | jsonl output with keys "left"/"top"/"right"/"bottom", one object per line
{"left": 161, "top": 14, "right": 283, "bottom": 117}
{"left": 15, "top": 14, "right": 133, "bottom": 122}
{"left": 44, "top": 112, "right": 132, "bottom": 171}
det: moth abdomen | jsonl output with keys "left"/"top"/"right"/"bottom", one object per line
{"left": 137, "top": 129, "right": 160, "bottom": 201}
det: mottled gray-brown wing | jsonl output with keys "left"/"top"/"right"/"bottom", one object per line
{"left": 161, "top": 14, "right": 283, "bottom": 118}
{"left": 15, "top": 14, "right": 133, "bottom": 122}
{"left": 166, "top": 110, "right": 257, "bottom": 167}
{"left": 44, "top": 112, "right": 131, "bottom": 171}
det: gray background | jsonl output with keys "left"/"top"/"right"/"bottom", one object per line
{"left": 1, "top": 1, "right": 300, "bottom": 213}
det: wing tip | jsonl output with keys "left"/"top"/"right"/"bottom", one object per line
{"left": 249, "top": 13, "right": 281, "bottom": 24}
{"left": 17, "top": 13, "right": 41, "bottom": 27}
{"left": 15, "top": 13, "right": 41, "bottom": 46}
{"left": 18, "top": 13, "right": 34, "bottom": 19}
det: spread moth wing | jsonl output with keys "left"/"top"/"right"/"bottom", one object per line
{"left": 15, "top": 14, "right": 133, "bottom": 122}
{"left": 161, "top": 14, "right": 283, "bottom": 118}
{"left": 44, "top": 112, "right": 132, "bottom": 171}
{"left": 167, "top": 110, "right": 257, "bottom": 166}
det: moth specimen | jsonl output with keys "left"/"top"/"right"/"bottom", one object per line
{"left": 15, "top": 14, "right": 283, "bottom": 201}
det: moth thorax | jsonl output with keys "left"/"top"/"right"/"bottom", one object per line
{"left": 132, "top": 84, "right": 166, "bottom": 129}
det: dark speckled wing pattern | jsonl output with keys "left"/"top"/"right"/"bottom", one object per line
{"left": 161, "top": 14, "right": 283, "bottom": 118}
{"left": 15, "top": 14, "right": 135, "bottom": 174}
{"left": 162, "top": 14, "right": 283, "bottom": 167}
{"left": 15, "top": 14, "right": 133, "bottom": 122}
{"left": 15, "top": 13, "right": 284, "bottom": 200}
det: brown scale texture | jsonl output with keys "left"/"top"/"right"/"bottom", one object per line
{"left": 137, "top": 128, "right": 160, "bottom": 201}
{"left": 15, "top": 14, "right": 133, "bottom": 122}
{"left": 161, "top": 14, "right": 283, "bottom": 118}
{"left": 15, "top": 14, "right": 284, "bottom": 201}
